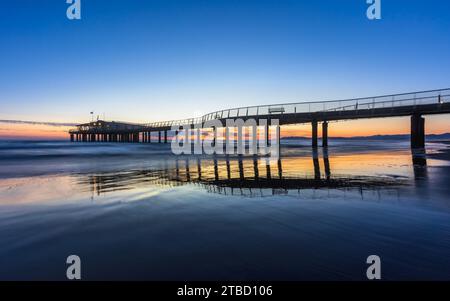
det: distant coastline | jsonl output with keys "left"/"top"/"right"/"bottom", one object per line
{"left": 282, "top": 133, "right": 450, "bottom": 141}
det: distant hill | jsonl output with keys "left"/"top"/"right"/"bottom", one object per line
{"left": 282, "top": 133, "right": 450, "bottom": 140}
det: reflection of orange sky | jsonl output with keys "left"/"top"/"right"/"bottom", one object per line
{"left": 147, "top": 150, "right": 415, "bottom": 183}
{"left": 0, "top": 115, "right": 448, "bottom": 140}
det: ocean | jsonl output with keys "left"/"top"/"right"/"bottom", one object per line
{"left": 0, "top": 138, "right": 450, "bottom": 280}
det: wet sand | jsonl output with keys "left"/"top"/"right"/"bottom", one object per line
{"left": 1, "top": 139, "right": 450, "bottom": 280}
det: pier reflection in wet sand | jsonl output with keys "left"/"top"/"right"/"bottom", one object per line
{"left": 77, "top": 149, "right": 408, "bottom": 199}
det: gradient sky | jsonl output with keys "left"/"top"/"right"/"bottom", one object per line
{"left": 0, "top": 0, "right": 449, "bottom": 138}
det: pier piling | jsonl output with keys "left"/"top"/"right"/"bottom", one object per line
{"left": 322, "top": 121, "right": 328, "bottom": 147}
{"left": 411, "top": 114, "right": 425, "bottom": 149}
{"left": 312, "top": 120, "right": 318, "bottom": 148}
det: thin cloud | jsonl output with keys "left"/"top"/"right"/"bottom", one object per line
{"left": 0, "top": 119, "right": 77, "bottom": 127}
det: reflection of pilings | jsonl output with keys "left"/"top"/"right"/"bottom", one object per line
{"left": 175, "top": 158, "right": 180, "bottom": 180}
{"left": 253, "top": 156, "right": 259, "bottom": 180}
{"left": 80, "top": 156, "right": 405, "bottom": 198}
{"left": 185, "top": 158, "right": 190, "bottom": 181}
{"left": 238, "top": 156, "right": 244, "bottom": 180}
{"left": 312, "top": 148, "right": 321, "bottom": 180}
{"left": 277, "top": 159, "right": 283, "bottom": 179}
{"left": 323, "top": 147, "right": 331, "bottom": 180}
{"left": 197, "top": 158, "right": 202, "bottom": 180}
{"left": 412, "top": 148, "right": 428, "bottom": 180}
{"left": 214, "top": 158, "right": 219, "bottom": 181}
{"left": 266, "top": 162, "right": 271, "bottom": 180}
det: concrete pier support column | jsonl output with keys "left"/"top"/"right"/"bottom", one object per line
{"left": 277, "top": 125, "right": 280, "bottom": 144}
{"left": 322, "top": 121, "right": 328, "bottom": 147}
{"left": 212, "top": 126, "right": 217, "bottom": 147}
{"left": 158, "top": 131, "right": 161, "bottom": 143}
{"left": 312, "top": 120, "right": 318, "bottom": 148}
{"left": 266, "top": 123, "right": 270, "bottom": 146}
{"left": 225, "top": 126, "right": 231, "bottom": 152}
{"left": 70, "top": 134, "right": 74, "bottom": 142}
{"left": 164, "top": 131, "right": 168, "bottom": 143}
{"left": 411, "top": 114, "right": 425, "bottom": 149}
{"left": 276, "top": 125, "right": 281, "bottom": 154}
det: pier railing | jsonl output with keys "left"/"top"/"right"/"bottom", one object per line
{"left": 69, "top": 88, "right": 450, "bottom": 133}
{"left": 141, "top": 88, "right": 449, "bottom": 128}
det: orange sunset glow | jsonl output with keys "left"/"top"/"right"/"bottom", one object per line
{"left": 0, "top": 122, "right": 72, "bottom": 140}
{"left": 1, "top": 115, "right": 448, "bottom": 140}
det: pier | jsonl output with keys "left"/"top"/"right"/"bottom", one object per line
{"left": 69, "top": 88, "right": 450, "bottom": 149}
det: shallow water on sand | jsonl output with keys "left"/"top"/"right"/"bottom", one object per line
{"left": 0, "top": 139, "right": 450, "bottom": 280}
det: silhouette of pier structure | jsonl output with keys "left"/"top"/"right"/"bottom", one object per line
{"left": 69, "top": 88, "right": 450, "bottom": 149}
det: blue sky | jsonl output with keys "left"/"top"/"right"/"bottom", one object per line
{"left": 1, "top": 0, "right": 450, "bottom": 124}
